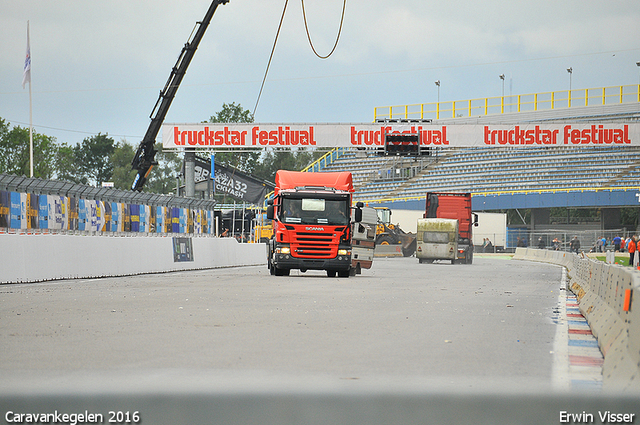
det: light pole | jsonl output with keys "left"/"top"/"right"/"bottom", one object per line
{"left": 567, "top": 67, "right": 573, "bottom": 107}
{"left": 435, "top": 80, "right": 441, "bottom": 119}
{"left": 636, "top": 62, "right": 640, "bottom": 102}
{"left": 499, "top": 74, "right": 505, "bottom": 113}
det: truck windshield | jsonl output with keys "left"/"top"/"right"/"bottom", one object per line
{"left": 281, "top": 197, "right": 349, "bottom": 225}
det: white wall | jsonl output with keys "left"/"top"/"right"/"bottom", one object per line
{"left": 0, "top": 234, "right": 266, "bottom": 284}
{"left": 473, "top": 212, "right": 507, "bottom": 247}
{"left": 386, "top": 209, "right": 423, "bottom": 234}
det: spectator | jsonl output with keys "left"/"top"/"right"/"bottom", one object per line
{"left": 553, "top": 238, "right": 560, "bottom": 251}
{"left": 629, "top": 235, "right": 637, "bottom": 267}
{"left": 537, "top": 237, "right": 545, "bottom": 249}
{"left": 517, "top": 237, "right": 526, "bottom": 248}
{"left": 485, "top": 239, "right": 493, "bottom": 253}
{"left": 613, "top": 235, "right": 621, "bottom": 252}
{"left": 570, "top": 236, "right": 580, "bottom": 254}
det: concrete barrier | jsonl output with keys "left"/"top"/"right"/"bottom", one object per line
{"left": 514, "top": 248, "right": 640, "bottom": 391}
{"left": 374, "top": 244, "right": 405, "bottom": 257}
{"left": 0, "top": 233, "right": 266, "bottom": 284}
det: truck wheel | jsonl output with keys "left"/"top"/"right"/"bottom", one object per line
{"left": 326, "top": 270, "right": 337, "bottom": 277}
{"left": 274, "top": 267, "right": 289, "bottom": 276}
{"left": 451, "top": 258, "right": 456, "bottom": 265}
{"left": 465, "top": 250, "right": 473, "bottom": 265}
{"left": 377, "top": 235, "right": 395, "bottom": 245}
{"left": 338, "top": 270, "right": 350, "bottom": 278}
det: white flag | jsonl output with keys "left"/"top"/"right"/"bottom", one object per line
{"left": 22, "top": 21, "right": 31, "bottom": 89}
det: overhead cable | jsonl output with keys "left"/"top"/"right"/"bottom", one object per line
{"left": 301, "top": 0, "right": 346, "bottom": 59}
{"left": 253, "top": 0, "right": 289, "bottom": 117}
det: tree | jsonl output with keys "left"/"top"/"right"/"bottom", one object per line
{"left": 0, "top": 118, "right": 57, "bottom": 179}
{"left": 146, "top": 142, "right": 182, "bottom": 194}
{"left": 208, "top": 102, "right": 254, "bottom": 123}
{"left": 54, "top": 142, "right": 77, "bottom": 182}
{"left": 205, "top": 102, "right": 260, "bottom": 174}
{"left": 111, "top": 141, "right": 181, "bottom": 194}
{"left": 110, "top": 140, "right": 138, "bottom": 190}
{"left": 73, "top": 133, "right": 115, "bottom": 186}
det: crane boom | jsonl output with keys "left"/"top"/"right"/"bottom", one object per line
{"left": 131, "top": 0, "right": 230, "bottom": 191}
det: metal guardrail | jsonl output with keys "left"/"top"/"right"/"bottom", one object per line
{"left": 0, "top": 174, "right": 217, "bottom": 210}
{"left": 374, "top": 84, "right": 640, "bottom": 121}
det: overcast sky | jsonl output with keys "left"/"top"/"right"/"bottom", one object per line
{"left": 1, "top": 0, "right": 639, "bottom": 146}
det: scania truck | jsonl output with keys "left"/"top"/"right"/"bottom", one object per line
{"left": 416, "top": 192, "right": 477, "bottom": 264}
{"left": 266, "top": 170, "right": 364, "bottom": 277}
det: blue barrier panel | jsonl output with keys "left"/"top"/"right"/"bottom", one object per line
{"left": 38, "top": 195, "right": 48, "bottom": 229}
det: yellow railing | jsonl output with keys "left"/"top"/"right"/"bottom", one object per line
{"left": 300, "top": 147, "right": 345, "bottom": 173}
{"left": 357, "top": 186, "right": 640, "bottom": 206}
{"left": 373, "top": 85, "right": 640, "bottom": 121}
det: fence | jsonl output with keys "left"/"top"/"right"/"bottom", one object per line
{"left": 374, "top": 84, "right": 640, "bottom": 121}
{"left": 0, "top": 174, "right": 219, "bottom": 236}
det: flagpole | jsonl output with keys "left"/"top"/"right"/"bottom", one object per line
{"left": 24, "top": 20, "right": 33, "bottom": 178}
{"left": 29, "top": 63, "right": 33, "bottom": 178}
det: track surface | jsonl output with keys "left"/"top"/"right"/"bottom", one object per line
{"left": 0, "top": 256, "right": 567, "bottom": 389}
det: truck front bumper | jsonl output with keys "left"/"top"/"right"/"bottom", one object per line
{"left": 273, "top": 253, "right": 351, "bottom": 272}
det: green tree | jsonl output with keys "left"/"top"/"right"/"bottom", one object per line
{"left": 206, "top": 102, "right": 260, "bottom": 174}
{"left": 208, "top": 102, "right": 254, "bottom": 123}
{"left": 111, "top": 141, "right": 181, "bottom": 194}
{"left": 73, "top": 133, "right": 115, "bottom": 186}
{"left": 54, "top": 142, "right": 78, "bottom": 182}
{"left": 146, "top": 142, "right": 182, "bottom": 194}
{"left": 253, "top": 147, "right": 323, "bottom": 182}
{"left": 0, "top": 118, "right": 57, "bottom": 178}
{"left": 110, "top": 140, "right": 138, "bottom": 190}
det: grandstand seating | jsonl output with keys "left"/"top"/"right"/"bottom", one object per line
{"left": 308, "top": 93, "right": 640, "bottom": 204}
{"left": 317, "top": 145, "right": 640, "bottom": 203}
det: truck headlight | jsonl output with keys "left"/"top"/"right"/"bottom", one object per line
{"left": 338, "top": 249, "right": 350, "bottom": 256}
{"left": 276, "top": 246, "right": 291, "bottom": 254}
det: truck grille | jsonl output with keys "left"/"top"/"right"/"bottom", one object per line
{"left": 291, "top": 231, "right": 338, "bottom": 258}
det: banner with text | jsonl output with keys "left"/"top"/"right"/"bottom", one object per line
{"left": 162, "top": 123, "right": 640, "bottom": 149}
{"left": 191, "top": 156, "right": 274, "bottom": 205}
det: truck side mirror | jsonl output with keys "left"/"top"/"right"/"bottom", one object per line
{"left": 266, "top": 205, "right": 274, "bottom": 220}
{"left": 473, "top": 213, "right": 479, "bottom": 227}
{"left": 354, "top": 206, "right": 363, "bottom": 223}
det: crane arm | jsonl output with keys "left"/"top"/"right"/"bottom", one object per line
{"left": 131, "top": 0, "right": 230, "bottom": 191}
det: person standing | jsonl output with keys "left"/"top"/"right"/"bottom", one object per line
{"left": 613, "top": 235, "right": 621, "bottom": 252}
{"left": 570, "top": 236, "right": 580, "bottom": 254}
{"left": 628, "top": 235, "right": 637, "bottom": 267}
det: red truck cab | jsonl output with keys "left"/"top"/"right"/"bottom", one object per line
{"left": 266, "top": 171, "right": 362, "bottom": 277}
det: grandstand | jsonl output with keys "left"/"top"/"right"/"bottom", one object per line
{"left": 306, "top": 85, "right": 640, "bottom": 212}
{"left": 330, "top": 145, "right": 640, "bottom": 203}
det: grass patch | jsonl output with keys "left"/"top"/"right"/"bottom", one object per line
{"left": 595, "top": 255, "right": 631, "bottom": 266}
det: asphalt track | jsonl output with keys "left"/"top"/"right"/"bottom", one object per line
{"left": 0, "top": 256, "right": 566, "bottom": 389}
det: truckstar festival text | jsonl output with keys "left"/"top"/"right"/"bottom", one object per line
{"left": 163, "top": 124, "right": 637, "bottom": 149}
